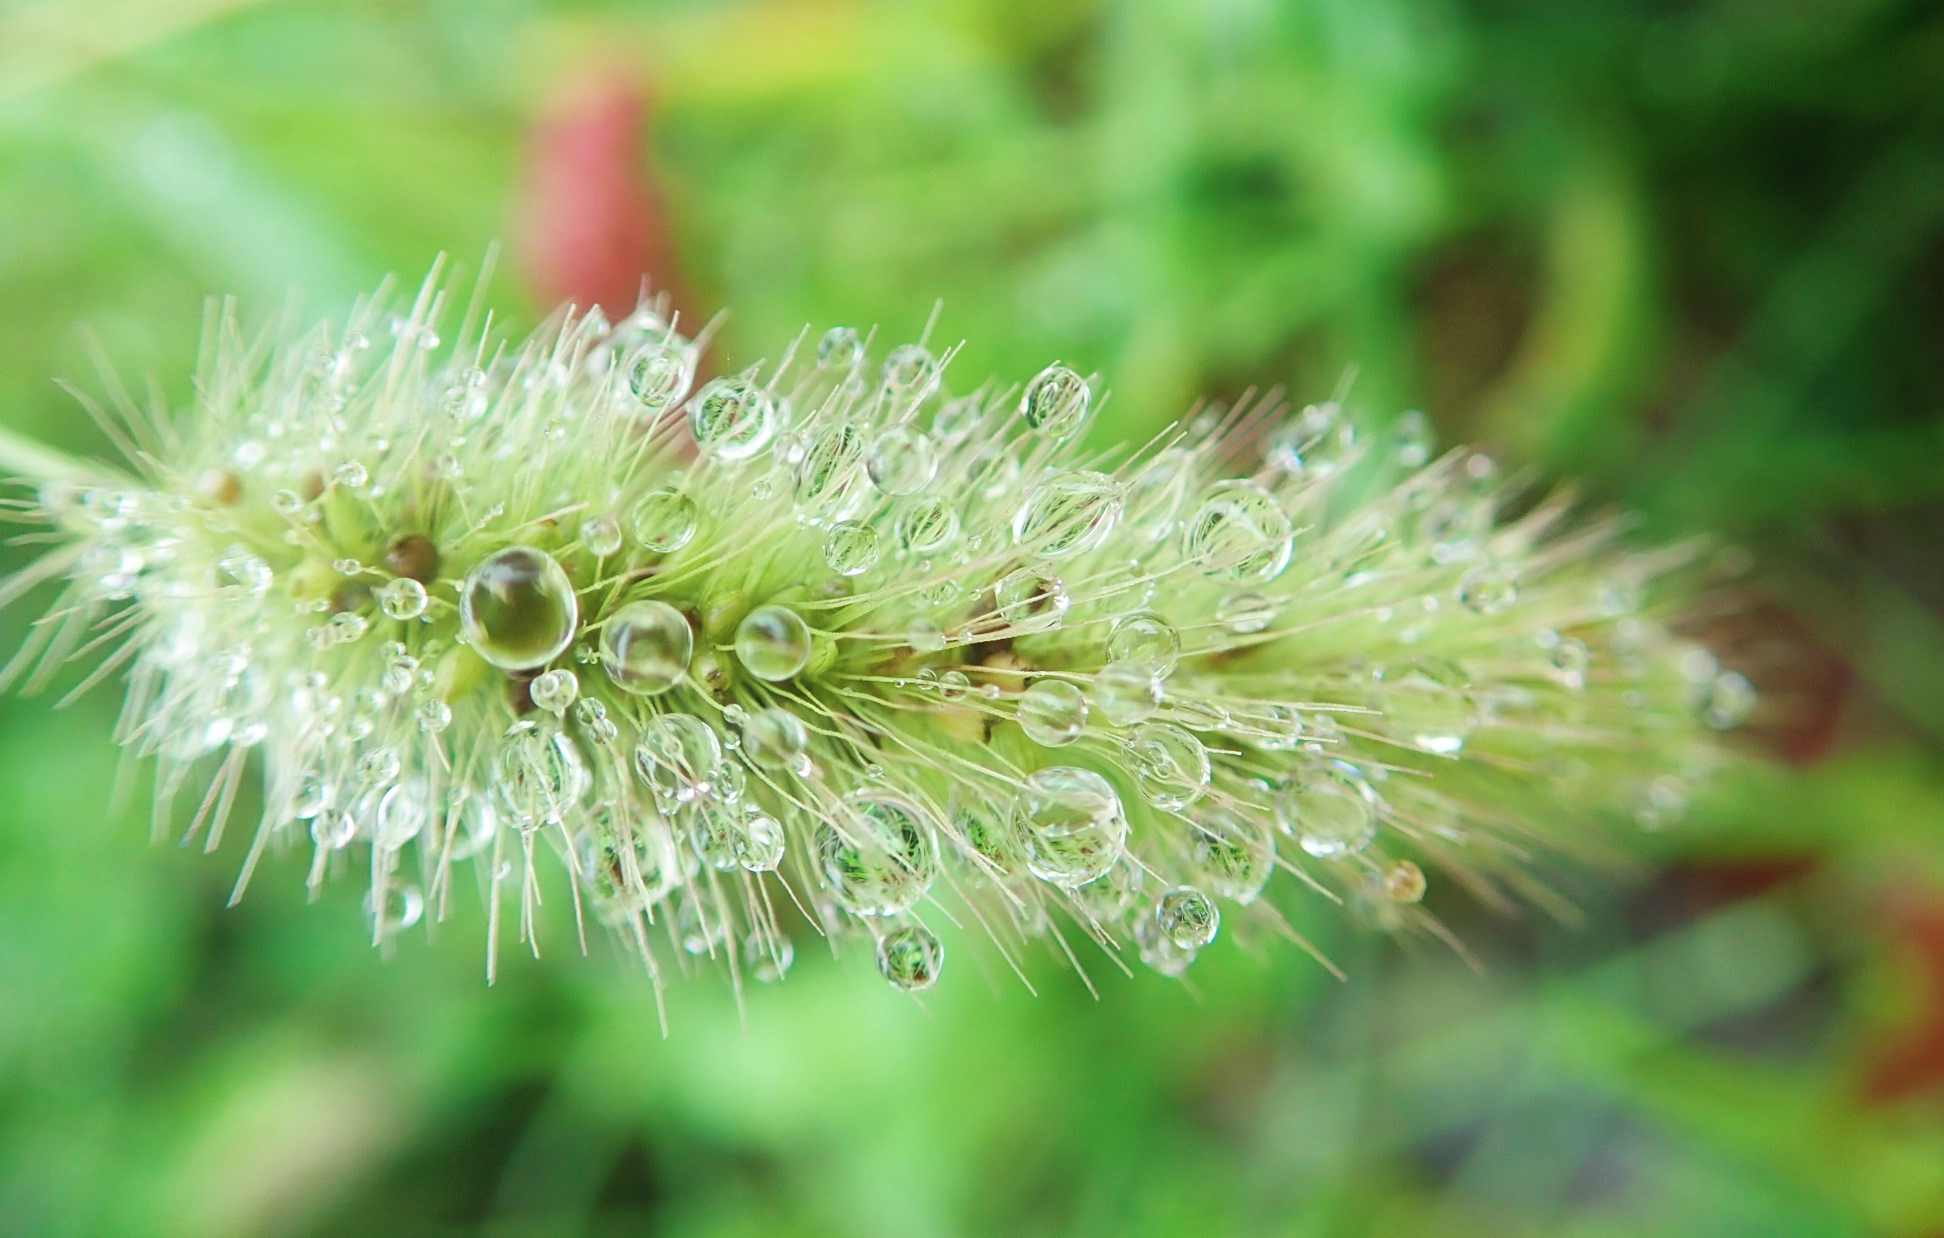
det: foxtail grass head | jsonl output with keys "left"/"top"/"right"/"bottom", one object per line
{"left": 0, "top": 269, "right": 1753, "bottom": 1008}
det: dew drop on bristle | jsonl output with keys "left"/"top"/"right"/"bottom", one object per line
{"left": 1018, "top": 679, "right": 1088, "bottom": 747}
{"left": 795, "top": 422, "right": 864, "bottom": 507}
{"left": 1182, "top": 480, "right": 1294, "bottom": 582}
{"left": 1094, "top": 660, "right": 1161, "bottom": 727}
{"left": 1380, "top": 658, "right": 1474, "bottom": 755}
{"left": 742, "top": 707, "right": 809, "bottom": 769}
{"left": 882, "top": 344, "right": 938, "bottom": 396}
{"left": 634, "top": 713, "right": 724, "bottom": 805}
{"left": 1158, "top": 886, "right": 1219, "bottom": 948}
{"left": 735, "top": 815, "right": 787, "bottom": 872}
{"left": 895, "top": 497, "right": 959, "bottom": 554}
{"left": 1190, "top": 807, "right": 1274, "bottom": 903}
{"left": 629, "top": 487, "right": 700, "bottom": 553}
{"left": 867, "top": 427, "right": 938, "bottom": 495}
{"left": 688, "top": 377, "right": 777, "bottom": 460}
{"left": 823, "top": 521, "right": 881, "bottom": 576}
{"left": 1216, "top": 592, "right": 1278, "bottom": 635}
{"left": 626, "top": 342, "right": 695, "bottom": 412}
{"left": 817, "top": 327, "right": 863, "bottom": 370}
{"left": 1128, "top": 722, "right": 1211, "bottom": 811}
{"left": 529, "top": 668, "right": 579, "bottom": 716}
{"left": 877, "top": 924, "right": 944, "bottom": 991}
{"left": 1458, "top": 564, "right": 1519, "bottom": 614}
{"left": 600, "top": 600, "right": 692, "bottom": 696}
{"left": 1021, "top": 364, "right": 1091, "bottom": 438}
{"left": 378, "top": 576, "right": 428, "bottom": 620}
{"left": 736, "top": 605, "right": 812, "bottom": 681}
{"left": 994, "top": 566, "right": 1069, "bottom": 632}
{"left": 818, "top": 793, "right": 938, "bottom": 916}
{"left": 579, "top": 516, "right": 623, "bottom": 557}
{"left": 1107, "top": 612, "right": 1180, "bottom": 674}
{"left": 1276, "top": 763, "right": 1378, "bottom": 859}
{"left": 1012, "top": 471, "right": 1123, "bottom": 559}
{"left": 494, "top": 720, "right": 589, "bottom": 824}
{"left": 1019, "top": 767, "right": 1127, "bottom": 888}
{"left": 459, "top": 546, "right": 579, "bottom": 672}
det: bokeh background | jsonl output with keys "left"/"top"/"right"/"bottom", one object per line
{"left": 1, "top": 1, "right": 1942, "bottom": 1234}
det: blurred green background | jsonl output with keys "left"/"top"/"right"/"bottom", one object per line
{"left": 2, "top": 1, "right": 1943, "bottom": 1234}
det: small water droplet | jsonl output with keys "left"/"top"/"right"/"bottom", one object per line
{"left": 877, "top": 923, "right": 944, "bottom": 991}
{"left": 1020, "top": 364, "right": 1091, "bottom": 438}
{"left": 1012, "top": 471, "right": 1122, "bottom": 559}
{"left": 1182, "top": 480, "right": 1294, "bottom": 582}
{"left": 629, "top": 487, "right": 699, "bottom": 553}
{"left": 994, "top": 566, "right": 1069, "bottom": 633}
{"left": 1093, "top": 661, "right": 1161, "bottom": 727}
{"left": 817, "top": 326, "right": 863, "bottom": 370}
{"left": 600, "top": 600, "right": 692, "bottom": 695}
{"left": 1018, "top": 679, "right": 1088, "bottom": 747}
{"left": 867, "top": 427, "right": 938, "bottom": 495}
{"left": 687, "top": 377, "right": 777, "bottom": 460}
{"left": 823, "top": 521, "right": 881, "bottom": 576}
{"left": 736, "top": 605, "right": 812, "bottom": 681}
{"left": 530, "top": 668, "right": 579, "bottom": 716}
{"left": 378, "top": 576, "right": 428, "bottom": 620}
{"left": 580, "top": 516, "right": 623, "bottom": 557}
{"left": 1275, "top": 762, "right": 1378, "bottom": 858}
{"left": 1106, "top": 611, "right": 1179, "bottom": 675}
{"left": 1158, "top": 886, "right": 1219, "bottom": 948}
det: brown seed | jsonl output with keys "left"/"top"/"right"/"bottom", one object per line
{"left": 1383, "top": 860, "right": 1427, "bottom": 904}
{"left": 299, "top": 470, "right": 326, "bottom": 502}
{"left": 507, "top": 671, "right": 538, "bottom": 716}
{"left": 386, "top": 533, "right": 440, "bottom": 583}
{"left": 194, "top": 468, "right": 242, "bottom": 505}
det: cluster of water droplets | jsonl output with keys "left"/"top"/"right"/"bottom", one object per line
{"left": 9, "top": 270, "right": 1750, "bottom": 1007}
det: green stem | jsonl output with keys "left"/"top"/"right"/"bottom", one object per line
{"left": 0, "top": 424, "right": 110, "bottom": 487}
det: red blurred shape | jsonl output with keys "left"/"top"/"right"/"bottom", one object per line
{"left": 1864, "top": 901, "right": 1944, "bottom": 1104}
{"left": 515, "top": 71, "right": 692, "bottom": 323}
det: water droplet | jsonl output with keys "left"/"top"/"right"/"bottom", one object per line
{"left": 1190, "top": 807, "right": 1274, "bottom": 902}
{"left": 994, "top": 565, "right": 1069, "bottom": 632}
{"left": 459, "top": 546, "right": 579, "bottom": 671}
{"left": 1020, "top": 364, "right": 1091, "bottom": 438}
{"left": 1134, "top": 910, "right": 1196, "bottom": 975}
{"left": 867, "top": 427, "right": 938, "bottom": 495}
{"left": 1127, "top": 722, "right": 1210, "bottom": 810}
{"left": 678, "top": 896, "right": 728, "bottom": 955}
{"left": 1107, "top": 611, "right": 1179, "bottom": 675}
{"left": 1018, "top": 679, "right": 1088, "bottom": 746}
{"left": 292, "top": 773, "right": 334, "bottom": 820}
{"left": 796, "top": 422, "right": 865, "bottom": 507}
{"left": 951, "top": 790, "right": 1021, "bottom": 874}
{"left": 1380, "top": 658, "right": 1473, "bottom": 754}
{"left": 1700, "top": 670, "right": 1756, "bottom": 730}
{"left": 818, "top": 792, "right": 938, "bottom": 915}
{"left": 530, "top": 668, "right": 579, "bottom": 715}
{"left": 1183, "top": 480, "right": 1294, "bottom": 582}
{"left": 580, "top": 516, "right": 623, "bottom": 557}
{"left": 1546, "top": 633, "right": 1591, "bottom": 689}
{"left": 736, "top": 605, "right": 812, "bottom": 681}
{"left": 216, "top": 549, "right": 273, "bottom": 597}
{"left": 1093, "top": 660, "right": 1161, "bottom": 727}
{"left": 594, "top": 599, "right": 691, "bottom": 696}
{"left": 907, "top": 618, "right": 946, "bottom": 653}
{"left": 817, "top": 326, "right": 862, "bottom": 370}
{"left": 882, "top": 344, "right": 938, "bottom": 396}
{"left": 1158, "top": 887, "right": 1219, "bottom": 948}
{"left": 356, "top": 746, "right": 401, "bottom": 785}
{"left": 627, "top": 342, "right": 696, "bottom": 411}
{"left": 375, "top": 780, "right": 430, "bottom": 850}
{"left": 1266, "top": 402, "right": 1352, "bottom": 475}
{"left": 1275, "top": 763, "right": 1378, "bottom": 858}
{"left": 378, "top": 576, "right": 428, "bottom": 620}
{"left": 633, "top": 713, "right": 723, "bottom": 806}
{"left": 1012, "top": 471, "right": 1122, "bottom": 559}
{"left": 335, "top": 461, "right": 369, "bottom": 489}
{"left": 1383, "top": 860, "right": 1426, "bottom": 903}
{"left": 937, "top": 670, "right": 971, "bottom": 701}
{"left": 877, "top": 924, "right": 944, "bottom": 991}
{"left": 1392, "top": 409, "right": 1434, "bottom": 468}
{"left": 735, "top": 814, "right": 786, "bottom": 872}
{"left": 494, "top": 720, "right": 590, "bottom": 824}
{"left": 311, "top": 811, "right": 357, "bottom": 850}
{"left": 687, "top": 377, "right": 777, "bottom": 460}
{"left": 823, "top": 521, "right": 881, "bottom": 576}
{"left": 1458, "top": 564, "right": 1519, "bottom": 614}
{"left": 1216, "top": 592, "right": 1278, "bottom": 635}
{"left": 1019, "top": 767, "right": 1127, "bottom": 888}
{"left": 330, "top": 611, "right": 370, "bottom": 643}
{"left": 745, "top": 930, "right": 794, "bottom": 981}
{"left": 743, "top": 707, "right": 810, "bottom": 769}
{"left": 629, "top": 488, "right": 699, "bottom": 554}
{"left": 416, "top": 699, "right": 452, "bottom": 733}
{"left": 895, "top": 497, "right": 959, "bottom": 554}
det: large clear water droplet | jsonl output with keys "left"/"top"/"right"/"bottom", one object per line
{"left": 1093, "top": 660, "right": 1161, "bottom": 727}
{"left": 1017, "top": 679, "right": 1088, "bottom": 747}
{"left": 1182, "top": 480, "right": 1294, "bottom": 582}
{"left": 626, "top": 341, "right": 696, "bottom": 413}
{"left": 459, "top": 546, "right": 578, "bottom": 671}
{"left": 629, "top": 487, "right": 699, "bottom": 553}
{"left": 823, "top": 521, "right": 881, "bottom": 576}
{"left": 818, "top": 792, "right": 938, "bottom": 916}
{"left": 1019, "top": 767, "right": 1127, "bottom": 889}
{"left": 1020, "top": 364, "right": 1091, "bottom": 438}
{"left": 1107, "top": 611, "right": 1179, "bottom": 675}
{"left": 1274, "top": 762, "right": 1377, "bottom": 859}
{"left": 877, "top": 923, "right": 944, "bottom": 991}
{"left": 867, "top": 427, "right": 938, "bottom": 495}
{"left": 895, "top": 497, "right": 959, "bottom": 554}
{"left": 1012, "top": 471, "right": 1122, "bottom": 559}
{"left": 1158, "top": 886, "right": 1219, "bottom": 948}
{"left": 736, "top": 605, "right": 812, "bottom": 681}
{"left": 743, "top": 707, "right": 810, "bottom": 769}
{"left": 1127, "top": 722, "right": 1210, "bottom": 811}
{"left": 994, "top": 565, "right": 1069, "bottom": 632}
{"left": 633, "top": 713, "right": 724, "bottom": 805}
{"left": 687, "top": 377, "right": 777, "bottom": 460}
{"left": 493, "top": 720, "right": 590, "bottom": 824}
{"left": 1189, "top": 806, "right": 1274, "bottom": 903}
{"left": 600, "top": 600, "right": 692, "bottom": 695}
